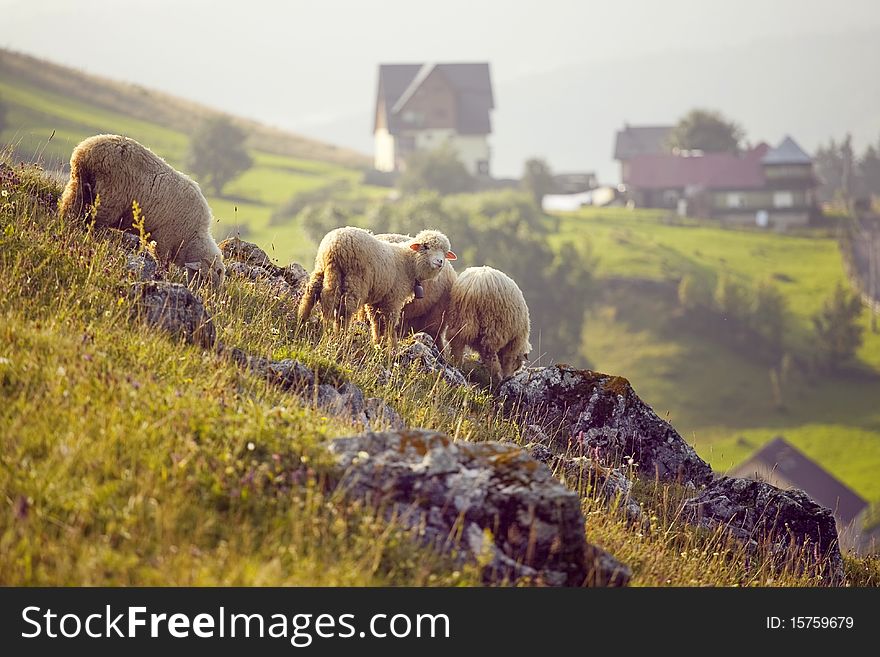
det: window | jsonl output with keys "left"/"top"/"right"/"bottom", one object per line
{"left": 476, "top": 160, "right": 490, "bottom": 176}
{"left": 773, "top": 191, "right": 794, "bottom": 208}
{"left": 726, "top": 192, "right": 744, "bottom": 208}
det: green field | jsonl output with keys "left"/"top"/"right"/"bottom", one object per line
{"left": 555, "top": 208, "right": 880, "bottom": 503}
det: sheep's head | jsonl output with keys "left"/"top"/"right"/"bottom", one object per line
{"left": 184, "top": 238, "right": 226, "bottom": 288}
{"left": 407, "top": 230, "right": 456, "bottom": 280}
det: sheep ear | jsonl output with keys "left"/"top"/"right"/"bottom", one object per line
{"left": 409, "top": 243, "right": 421, "bottom": 252}
{"left": 445, "top": 251, "right": 457, "bottom": 260}
{"left": 185, "top": 261, "right": 202, "bottom": 270}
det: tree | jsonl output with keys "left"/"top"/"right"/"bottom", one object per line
{"left": 398, "top": 145, "right": 474, "bottom": 195}
{"left": 750, "top": 279, "right": 787, "bottom": 351}
{"left": 858, "top": 141, "right": 880, "bottom": 199}
{"left": 521, "top": 158, "right": 555, "bottom": 207}
{"left": 678, "top": 273, "right": 713, "bottom": 312}
{"left": 668, "top": 109, "right": 744, "bottom": 153}
{"left": 812, "top": 283, "right": 864, "bottom": 370}
{"left": 815, "top": 134, "right": 860, "bottom": 207}
{"left": 714, "top": 275, "right": 749, "bottom": 322}
{"left": 186, "top": 116, "right": 253, "bottom": 195}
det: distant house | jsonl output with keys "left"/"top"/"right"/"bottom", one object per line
{"left": 373, "top": 62, "right": 494, "bottom": 177}
{"left": 616, "top": 127, "right": 819, "bottom": 229}
{"left": 552, "top": 172, "right": 598, "bottom": 194}
{"left": 729, "top": 437, "right": 869, "bottom": 552}
{"left": 613, "top": 124, "right": 673, "bottom": 179}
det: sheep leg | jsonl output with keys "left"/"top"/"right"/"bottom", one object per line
{"left": 369, "top": 307, "right": 401, "bottom": 347}
{"left": 446, "top": 334, "right": 466, "bottom": 368}
{"left": 477, "top": 338, "right": 503, "bottom": 387}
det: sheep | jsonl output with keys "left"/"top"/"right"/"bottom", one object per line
{"left": 368, "top": 233, "right": 457, "bottom": 342}
{"left": 298, "top": 226, "right": 456, "bottom": 345}
{"left": 442, "top": 266, "right": 531, "bottom": 385}
{"left": 59, "top": 134, "right": 225, "bottom": 286}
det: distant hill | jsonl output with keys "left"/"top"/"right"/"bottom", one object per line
{"left": 0, "top": 48, "right": 370, "bottom": 169}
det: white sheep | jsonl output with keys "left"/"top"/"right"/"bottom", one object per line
{"left": 372, "top": 232, "right": 457, "bottom": 342}
{"left": 298, "top": 226, "right": 456, "bottom": 345}
{"left": 59, "top": 134, "right": 225, "bottom": 286}
{"left": 442, "top": 266, "right": 531, "bottom": 385}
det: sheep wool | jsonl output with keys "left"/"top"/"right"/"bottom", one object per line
{"left": 373, "top": 233, "right": 457, "bottom": 341}
{"left": 59, "top": 134, "right": 225, "bottom": 286}
{"left": 298, "top": 226, "right": 456, "bottom": 345}
{"left": 443, "top": 266, "right": 531, "bottom": 385}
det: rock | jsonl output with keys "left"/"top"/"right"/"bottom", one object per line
{"left": 125, "top": 252, "right": 159, "bottom": 281}
{"left": 281, "top": 262, "right": 309, "bottom": 290}
{"left": 363, "top": 397, "right": 406, "bottom": 431}
{"left": 229, "top": 348, "right": 315, "bottom": 392}
{"left": 219, "top": 237, "right": 308, "bottom": 291}
{"left": 499, "top": 365, "right": 713, "bottom": 486}
{"left": 681, "top": 477, "right": 845, "bottom": 584}
{"left": 118, "top": 231, "right": 142, "bottom": 253}
{"left": 129, "top": 281, "right": 215, "bottom": 348}
{"left": 328, "top": 429, "right": 631, "bottom": 587}
{"left": 527, "top": 444, "right": 644, "bottom": 525}
{"left": 225, "top": 347, "right": 403, "bottom": 430}
{"left": 395, "top": 333, "right": 467, "bottom": 387}
{"left": 218, "top": 236, "right": 276, "bottom": 270}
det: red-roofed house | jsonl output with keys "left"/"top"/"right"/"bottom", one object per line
{"left": 618, "top": 132, "right": 818, "bottom": 229}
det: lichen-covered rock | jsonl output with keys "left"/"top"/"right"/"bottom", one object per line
{"left": 125, "top": 251, "right": 159, "bottom": 281}
{"left": 499, "top": 365, "right": 712, "bottom": 486}
{"left": 227, "top": 347, "right": 314, "bottom": 392}
{"left": 225, "top": 347, "right": 404, "bottom": 430}
{"left": 395, "top": 332, "right": 467, "bottom": 387}
{"left": 219, "top": 237, "right": 308, "bottom": 290}
{"left": 681, "top": 477, "right": 844, "bottom": 584}
{"left": 129, "top": 281, "right": 215, "bottom": 348}
{"left": 329, "top": 429, "right": 631, "bottom": 587}
{"left": 218, "top": 236, "right": 276, "bottom": 270}
{"left": 528, "top": 444, "right": 644, "bottom": 525}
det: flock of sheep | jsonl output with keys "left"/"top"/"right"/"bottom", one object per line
{"left": 58, "top": 134, "right": 532, "bottom": 384}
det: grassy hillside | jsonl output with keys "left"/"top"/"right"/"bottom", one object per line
{"left": 0, "top": 49, "right": 381, "bottom": 267}
{"left": 5, "top": 158, "right": 878, "bottom": 586}
{"left": 554, "top": 208, "right": 880, "bottom": 504}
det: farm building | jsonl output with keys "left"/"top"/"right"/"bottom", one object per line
{"left": 373, "top": 62, "right": 494, "bottom": 177}
{"left": 729, "top": 436, "right": 870, "bottom": 553}
{"left": 615, "top": 128, "right": 819, "bottom": 229}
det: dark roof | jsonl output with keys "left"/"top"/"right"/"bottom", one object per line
{"left": 736, "top": 437, "right": 868, "bottom": 523}
{"left": 614, "top": 125, "right": 673, "bottom": 160}
{"left": 375, "top": 62, "right": 494, "bottom": 136}
{"left": 763, "top": 135, "right": 813, "bottom": 165}
{"left": 624, "top": 144, "right": 769, "bottom": 190}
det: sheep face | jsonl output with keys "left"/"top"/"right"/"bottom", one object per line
{"left": 407, "top": 230, "right": 456, "bottom": 280}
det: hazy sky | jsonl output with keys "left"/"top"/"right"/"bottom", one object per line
{"left": 3, "top": 0, "right": 880, "bottom": 176}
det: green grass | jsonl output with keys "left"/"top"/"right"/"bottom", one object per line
{"left": 561, "top": 207, "right": 880, "bottom": 504}
{"left": 3, "top": 161, "right": 870, "bottom": 585}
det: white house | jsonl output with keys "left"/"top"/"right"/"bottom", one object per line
{"left": 373, "top": 62, "right": 494, "bottom": 177}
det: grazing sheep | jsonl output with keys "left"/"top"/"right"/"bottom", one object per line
{"left": 298, "top": 226, "right": 456, "bottom": 345}
{"left": 371, "top": 233, "right": 457, "bottom": 341}
{"left": 442, "top": 266, "right": 531, "bottom": 385}
{"left": 59, "top": 134, "right": 225, "bottom": 286}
